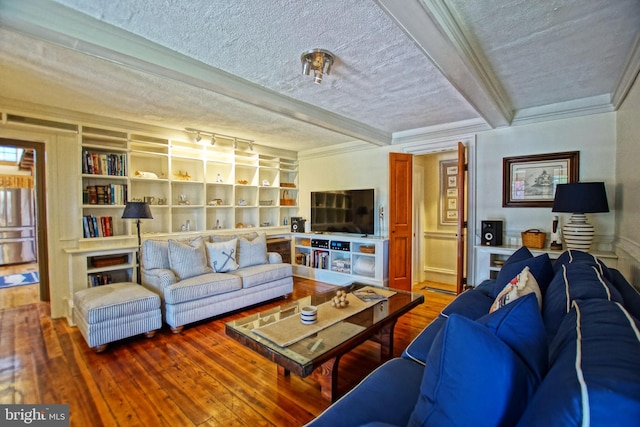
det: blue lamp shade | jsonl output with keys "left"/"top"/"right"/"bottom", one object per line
{"left": 121, "top": 201, "right": 153, "bottom": 220}
{"left": 551, "top": 182, "right": 609, "bottom": 214}
{"left": 552, "top": 182, "right": 609, "bottom": 251}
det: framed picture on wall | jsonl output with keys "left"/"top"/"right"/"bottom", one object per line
{"left": 440, "top": 159, "right": 459, "bottom": 224}
{"left": 502, "top": 151, "right": 579, "bottom": 207}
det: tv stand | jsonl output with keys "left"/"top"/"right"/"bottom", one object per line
{"left": 292, "top": 233, "right": 388, "bottom": 286}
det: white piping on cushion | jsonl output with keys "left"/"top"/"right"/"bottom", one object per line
{"left": 614, "top": 301, "right": 640, "bottom": 342}
{"left": 563, "top": 265, "right": 571, "bottom": 313}
{"left": 571, "top": 300, "right": 590, "bottom": 427}
{"left": 590, "top": 266, "right": 612, "bottom": 300}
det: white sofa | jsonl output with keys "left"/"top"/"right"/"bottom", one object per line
{"left": 140, "top": 232, "right": 293, "bottom": 333}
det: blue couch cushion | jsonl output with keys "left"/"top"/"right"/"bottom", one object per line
{"left": 609, "top": 268, "right": 640, "bottom": 320}
{"left": 553, "top": 249, "right": 612, "bottom": 281}
{"left": 517, "top": 299, "right": 640, "bottom": 427}
{"left": 402, "top": 290, "right": 494, "bottom": 364}
{"left": 409, "top": 298, "right": 542, "bottom": 427}
{"left": 476, "top": 293, "right": 548, "bottom": 382}
{"left": 305, "top": 358, "right": 424, "bottom": 427}
{"left": 543, "top": 263, "right": 624, "bottom": 340}
{"left": 492, "top": 250, "right": 554, "bottom": 298}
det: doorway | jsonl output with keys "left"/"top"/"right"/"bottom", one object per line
{"left": 0, "top": 138, "right": 48, "bottom": 306}
{"left": 413, "top": 150, "right": 459, "bottom": 294}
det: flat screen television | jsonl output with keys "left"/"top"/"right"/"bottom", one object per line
{"left": 311, "top": 189, "right": 375, "bottom": 236}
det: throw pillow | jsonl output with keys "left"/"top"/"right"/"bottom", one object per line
{"left": 478, "top": 293, "right": 548, "bottom": 382}
{"left": 205, "top": 239, "right": 239, "bottom": 273}
{"left": 168, "top": 236, "right": 212, "bottom": 280}
{"left": 408, "top": 314, "right": 539, "bottom": 427}
{"left": 490, "top": 266, "right": 542, "bottom": 313}
{"left": 237, "top": 233, "right": 268, "bottom": 268}
{"left": 492, "top": 252, "right": 553, "bottom": 298}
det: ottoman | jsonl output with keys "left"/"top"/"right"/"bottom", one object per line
{"left": 73, "top": 282, "right": 162, "bottom": 352}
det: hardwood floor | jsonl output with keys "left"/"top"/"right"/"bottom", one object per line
{"left": 0, "top": 277, "right": 453, "bottom": 426}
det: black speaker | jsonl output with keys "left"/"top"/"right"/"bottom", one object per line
{"left": 481, "top": 220, "right": 503, "bottom": 246}
{"left": 291, "top": 217, "right": 305, "bottom": 233}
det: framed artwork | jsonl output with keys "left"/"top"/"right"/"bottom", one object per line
{"left": 440, "top": 159, "right": 459, "bottom": 224}
{"left": 502, "top": 151, "right": 579, "bottom": 207}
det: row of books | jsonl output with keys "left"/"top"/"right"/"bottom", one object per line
{"left": 83, "top": 215, "right": 114, "bottom": 238}
{"left": 83, "top": 184, "right": 128, "bottom": 205}
{"left": 82, "top": 150, "right": 127, "bottom": 176}
{"left": 87, "top": 273, "right": 114, "bottom": 287}
{"left": 297, "top": 250, "right": 331, "bottom": 269}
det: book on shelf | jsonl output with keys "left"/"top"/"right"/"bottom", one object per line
{"left": 84, "top": 184, "right": 127, "bottom": 205}
{"left": 88, "top": 273, "right": 113, "bottom": 287}
{"left": 82, "top": 150, "right": 127, "bottom": 176}
{"left": 83, "top": 215, "right": 113, "bottom": 238}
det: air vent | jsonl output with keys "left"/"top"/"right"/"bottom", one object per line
{"left": 6, "top": 114, "right": 78, "bottom": 132}
{"left": 82, "top": 126, "right": 127, "bottom": 139}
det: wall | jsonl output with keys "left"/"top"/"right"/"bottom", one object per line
{"left": 615, "top": 74, "right": 640, "bottom": 285}
{"left": 474, "top": 113, "right": 617, "bottom": 249}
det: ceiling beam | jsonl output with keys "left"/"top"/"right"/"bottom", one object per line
{"left": 376, "top": 0, "right": 513, "bottom": 128}
{"left": 0, "top": 0, "right": 391, "bottom": 146}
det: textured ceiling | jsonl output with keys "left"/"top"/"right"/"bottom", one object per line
{"left": 0, "top": 0, "right": 638, "bottom": 152}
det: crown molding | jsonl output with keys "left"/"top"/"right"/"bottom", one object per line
{"left": 611, "top": 34, "right": 640, "bottom": 109}
{"left": 512, "top": 95, "right": 615, "bottom": 126}
{"left": 392, "top": 118, "right": 489, "bottom": 145}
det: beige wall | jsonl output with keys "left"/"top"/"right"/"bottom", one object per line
{"left": 615, "top": 75, "right": 640, "bottom": 285}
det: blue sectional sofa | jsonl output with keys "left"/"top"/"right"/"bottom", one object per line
{"left": 306, "top": 248, "right": 640, "bottom": 427}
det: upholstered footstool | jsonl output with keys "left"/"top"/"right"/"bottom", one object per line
{"left": 73, "top": 282, "right": 162, "bottom": 352}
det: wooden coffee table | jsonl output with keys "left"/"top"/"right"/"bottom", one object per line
{"left": 225, "top": 283, "right": 424, "bottom": 401}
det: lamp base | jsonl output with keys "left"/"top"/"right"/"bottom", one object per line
{"left": 562, "top": 214, "right": 594, "bottom": 251}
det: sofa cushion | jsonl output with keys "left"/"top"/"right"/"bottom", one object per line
{"left": 553, "top": 249, "right": 612, "bottom": 280}
{"left": 409, "top": 311, "right": 539, "bottom": 427}
{"left": 305, "top": 358, "right": 424, "bottom": 427}
{"left": 490, "top": 266, "right": 542, "bottom": 312}
{"left": 517, "top": 299, "right": 640, "bottom": 427}
{"left": 492, "top": 250, "right": 553, "bottom": 297}
{"left": 205, "top": 238, "right": 239, "bottom": 273}
{"left": 168, "top": 236, "right": 212, "bottom": 280}
{"left": 230, "top": 263, "right": 292, "bottom": 289}
{"left": 142, "top": 239, "right": 170, "bottom": 270}
{"left": 609, "top": 268, "right": 640, "bottom": 320}
{"left": 237, "top": 233, "right": 268, "bottom": 268}
{"left": 403, "top": 290, "right": 494, "bottom": 364}
{"left": 543, "top": 263, "right": 624, "bottom": 340}
{"left": 163, "top": 272, "right": 242, "bottom": 305}
{"left": 478, "top": 293, "right": 548, "bottom": 383}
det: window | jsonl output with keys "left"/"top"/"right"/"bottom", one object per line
{"left": 0, "top": 146, "right": 23, "bottom": 164}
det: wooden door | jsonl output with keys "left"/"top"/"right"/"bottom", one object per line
{"left": 388, "top": 152, "right": 413, "bottom": 291}
{"left": 456, "top": 141, "right": 467, "bottom": 294}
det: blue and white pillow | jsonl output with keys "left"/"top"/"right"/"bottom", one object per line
{"left": 168, "top": 236, "right": 212, "bottom": 280}
{"left": 205, "top": 239, "right": 239, "bottom": 273}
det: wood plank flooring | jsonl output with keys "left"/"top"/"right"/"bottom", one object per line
{"left": 0, "top": 278, "right": 453, "bottom": 426}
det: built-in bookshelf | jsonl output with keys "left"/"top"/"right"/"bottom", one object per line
{"left": 79, "top": 126, "right": 298, "bottom": 240}
{"left": 292, "top": 233, "right": 388, "bottom": 286}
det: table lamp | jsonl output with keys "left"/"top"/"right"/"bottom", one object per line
{"left": 551, "top": 182, "right": 609, "bottom": 251}
{"left": 122, "top": 201, "right": 153, "bottom": 283}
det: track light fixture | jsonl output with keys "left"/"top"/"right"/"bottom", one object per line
{"left": 301, "top": 49, "right": 335, "bottom": 84}
{"left": 184, "top": 128, "right": 254, "bottom": 150}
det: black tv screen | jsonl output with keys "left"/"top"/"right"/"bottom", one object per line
{"left": 311, "top": 189, "right": 375, "bottom": 236}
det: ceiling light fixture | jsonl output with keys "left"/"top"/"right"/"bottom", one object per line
{"left": 301, "top": 49, "right": 334, "bottom": 84}
{"left": 184, "top": 128, "right": 254, "bottom": 150}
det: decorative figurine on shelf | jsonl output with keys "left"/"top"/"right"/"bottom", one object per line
{"left": 216, "top": 172, "right": 223, "bottom": 183}
{"left": 550, "top": 215, "right": 563, "bottom": 250}
{"left": 174, "top": 170, "right": 191, "bottom": 181}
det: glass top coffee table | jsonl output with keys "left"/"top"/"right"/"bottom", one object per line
{"left": 225, "top": 283, "right": 424, "bottom": 401}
